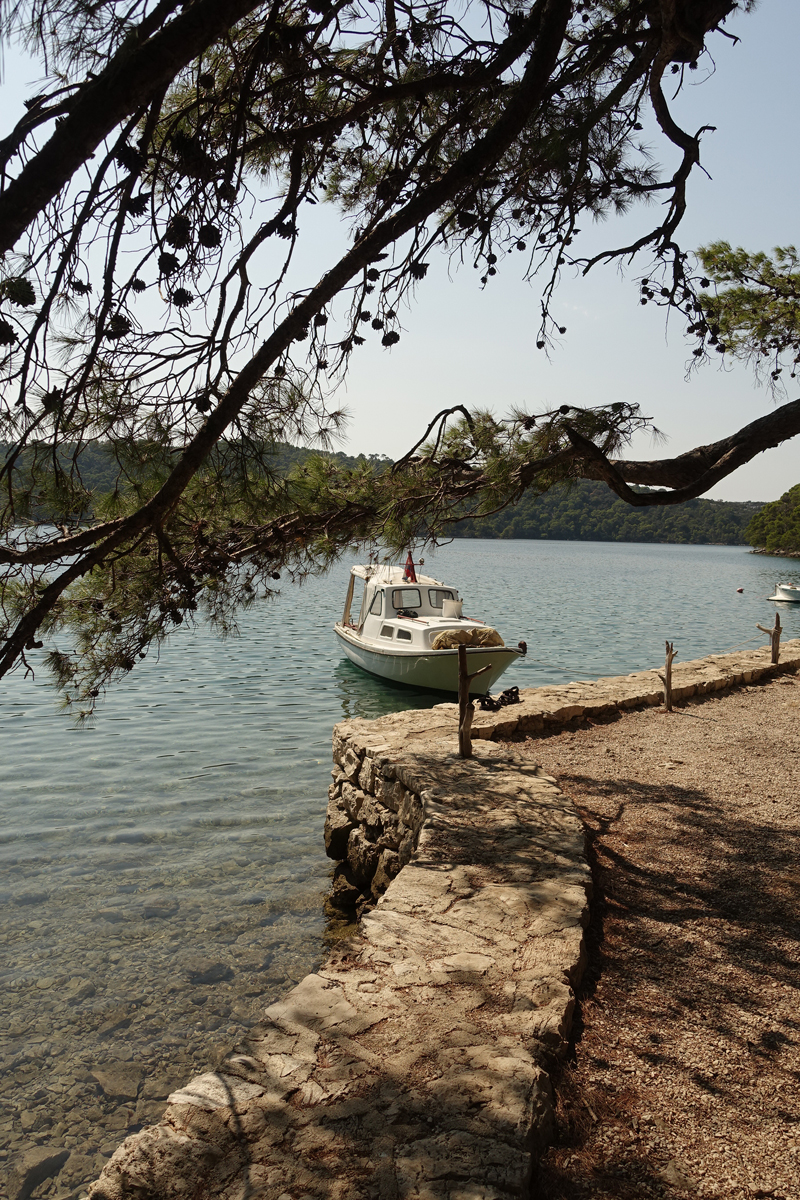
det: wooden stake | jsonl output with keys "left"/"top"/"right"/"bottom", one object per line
{"left": 457, "top": 644, "right": 492, "bottom": 758}
{"left": 657, "top": 640, "right": 677, "bottom": 712}
{"left": 756, "top": 612, "right": 782, "bottom": 665}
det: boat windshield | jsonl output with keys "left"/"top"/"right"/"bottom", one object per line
{"left": 391, "top": 587, "right": 421, "bottom": 610}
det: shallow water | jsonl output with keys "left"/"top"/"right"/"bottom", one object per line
{"left": 1, "top": 541, "right": 797, "bottom": 1181}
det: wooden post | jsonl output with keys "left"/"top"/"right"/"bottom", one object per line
{"left": 457, "top": 644, "right": 493, "bottom": 758}
{"left": 756, "top": 612, "right": 782, "bottom": 665}
{"left": 657, "top": 640, "right": 677, "bottom": 712}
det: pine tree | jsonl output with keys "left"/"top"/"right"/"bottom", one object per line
{"left": 3, "top": 0, "right": 797, "bottom": 707}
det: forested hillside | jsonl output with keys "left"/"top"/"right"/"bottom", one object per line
{"left": 0, "top": 441, "right": 385, "bottom": 520}
{"left": 745, "top": 485, "right": 800, "bottom": 553}
{"left": 455, "top": 480, "right": 762, "bottom": 545}
{"left": 3, "top": 444, "right": 762, "bottom": 546}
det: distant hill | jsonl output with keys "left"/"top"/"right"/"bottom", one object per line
{"left": 2, "top": 441, "right": 764, "bottom": 545}
{"left": 0, "top": 440, "right": 387, "bottom": 520}
{"left": 744, "top": 484, "right": 800, "bottom": 553}
{"left": 453, "top": 479, "right": 763, "bottom": 545}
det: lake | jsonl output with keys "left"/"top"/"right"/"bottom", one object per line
{"left": 1, "top": 540, "right": 798, "bottom": 1175}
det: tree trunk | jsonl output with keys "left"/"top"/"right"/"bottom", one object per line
{"left": 658, "top": 640, "right": 677, "bottom": 712}
{"left": 756, "top": 613, "right": 782, "bottom": 665}
{"left": 458, "top": 645, "right": 473, "bottom": 759}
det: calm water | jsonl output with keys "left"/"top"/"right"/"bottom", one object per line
{"left": 1, "top": 540, "right": 798, "bottom": 1170}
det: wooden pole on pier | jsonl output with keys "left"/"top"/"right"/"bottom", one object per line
{"left": 458, "top": 644, "right": 493, "bottom": 759}
{"left": 658, "top": 641, "right": 677, "bottom": 712}
{"left": 756, "top": 612, "right": 782, "bottom": 665}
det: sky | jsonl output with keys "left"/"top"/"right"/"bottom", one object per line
{"left": 1, "top": 2, "right": 798, "bottom": 502}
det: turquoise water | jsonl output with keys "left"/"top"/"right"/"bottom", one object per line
{"left": 0, "top": 540, "right": 798, "bottom": 1167}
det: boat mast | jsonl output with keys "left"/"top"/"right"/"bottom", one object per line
{"left": 342, "top": 571, "right": 356, "bottom": 625}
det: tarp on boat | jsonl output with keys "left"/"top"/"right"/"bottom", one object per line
{"left": 431, "top": 627, "right": 504, "bottom": 650}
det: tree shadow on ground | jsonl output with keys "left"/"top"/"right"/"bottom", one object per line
{"left": 532, "top": 762, "right": 800, "bottom": 1200}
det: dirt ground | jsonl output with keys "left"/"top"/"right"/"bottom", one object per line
{"left": 509, "top": 671, "right": 800, "bottom": 1200}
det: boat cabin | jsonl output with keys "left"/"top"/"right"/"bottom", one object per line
{"left": 340, "top": 564, "right": 481, "bottom": 650}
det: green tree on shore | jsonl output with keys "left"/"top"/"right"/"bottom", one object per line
{"left": 746, "top": 485, "right": 800, "bottom": 554}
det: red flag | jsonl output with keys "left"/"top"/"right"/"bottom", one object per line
{"left": 403, "top": 552, "right": 417, "bottom": 583}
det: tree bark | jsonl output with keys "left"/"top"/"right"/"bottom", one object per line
{"left": 658, "top": 640, "right": 678, "bottom": 712}
{"left": 579, "top": 399, "right": 800, "bottom": 503}
{"left": 756, "top": 613, "right": 782, "bottom": 665}
{"left": 458, "top": 645, "right": 473, "bottom": 758}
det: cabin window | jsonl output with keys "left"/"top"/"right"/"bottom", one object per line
{"left": 428, "top": 588, "right": 455, "bottom": 609}
{"left": 396, "top": 629, "right": 412, "bottom": 641}
{"left": 391, "top": 588, "right": 421, "bottom": 610}
{"left": 380, "top": 625, "right": 394, "bottom": 639}
{"left": 369, "top": 591, "right": 383, "bottom": 615}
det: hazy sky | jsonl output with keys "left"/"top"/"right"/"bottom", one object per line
{"left": 2, "top": 2, "right": 797, "bottom": 502}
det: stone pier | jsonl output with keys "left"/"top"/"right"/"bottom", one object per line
{"left": 80, "top": 641, "right": 800, "bottom": 1200}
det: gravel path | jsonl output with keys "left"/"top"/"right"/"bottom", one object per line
{"left": 510, "top": 672, "right": 800, "bottom": 1200}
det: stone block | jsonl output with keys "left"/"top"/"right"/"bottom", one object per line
{"left": 328, "top": 863, "right": 362, "bottom": 909}
{"left": 374, "top": 774, "right": 404, "bottom": 811}
{"left": 398, "top": 788, "right": 425, "bottom": 833}
{"left": 371, "top": 849, "right": 401, "bottom": 897}
{"left": 324, "top": 797, "right": 356, "bottom": 861}
{"left": 342, "top": 744, "right": 363, "bottom": 779}
{"left": 8, "top": 1146, "right": 70, "bottom": 1200}
{"left": 341, "top": 780, "right": 367, "bottom": 821}
{"left": 331, "top": 728, "right": 348, "bottom": 766}
{"left": 358, "top": 757, "right": 376, "bottom": 793}
{"left": 347, "top": 827, "right": 381, "bottom": 886}
{"left": 359, "top": 795, "right": 398, "bottom": 842}
{"left": 397, "top": 829, "right": 416, "bottom": 867}
{"left": 91, "top": 1063, "right": 145, "bottom": 1101}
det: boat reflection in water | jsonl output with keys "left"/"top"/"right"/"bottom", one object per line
{"left": 332, "top": 659, "right": 445, "bottom": 724}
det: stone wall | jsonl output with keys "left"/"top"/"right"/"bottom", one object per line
{"left": 324, "top": 724, "right": 429, "bottom": 906}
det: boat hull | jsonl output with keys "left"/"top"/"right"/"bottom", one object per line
{"left": 334, "top": 625, "right": 520, "bottom": 694}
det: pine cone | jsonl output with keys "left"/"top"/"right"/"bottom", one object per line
{"left": 198, "top": 223, "right": 221, "bottom": 248}
{"left": 0, "top": 277, "right": 36, "bottom": 307}
{"left": 115, "top": 144, "right": 144, "bottom": 173}
{"left": 166, "top": 215, "right": 192, "bottom": 249}
{"left": 104, "top": 314, "right": 131, "bottom": 340}
{"left": 126, "top": 194, "right": 150, "bottom": 217}
{"left": 158, "top": 252, "right": 180, "bottom": 276}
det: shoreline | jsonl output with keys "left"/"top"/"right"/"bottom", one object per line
{"left": 749, "top": 545, "right": 800, "bottom": 559}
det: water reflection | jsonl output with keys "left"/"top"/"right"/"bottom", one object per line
{"left": 332, "top": 659, "right": 447, "bottom": 722}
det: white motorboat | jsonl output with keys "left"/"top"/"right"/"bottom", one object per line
{"left": 334, "top": 560, "right": 525, "bottom": 694}
{"left": 768, "top": 582, "right": 800, "bottom": 602}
